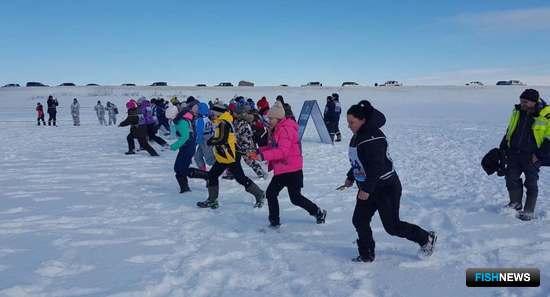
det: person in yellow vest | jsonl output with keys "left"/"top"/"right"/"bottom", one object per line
{"left": 196, "top": 104, "right": 265, "bottom": 209}
{"left": 500, "top": 89, "right": 550, "bottom": 221}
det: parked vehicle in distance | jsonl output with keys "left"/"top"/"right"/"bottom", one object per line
{"left": 301, "top": 82, "right": 322, "bottom": 87}
{"left": 59, "top": 83, "right": 76, "bottom": 86}
{"left": 280, "top": 84, "right": 289, "bottom": 87}
{"left": 150, "top": 82, "right": 168, "bottom": 86}
{"left": 121, "top": 83, "right": 136, "bottom": 86}
{"left": 496, "top": 80, "right": 525, "bottom": 86}
{"left": 26, "top": 82, "right": 48, "bottom": 87}
{"left": 2, "top": 83, "right": 21, "bottom": 87}
{"left": 86, "top": 83, "right": 100, "bottom": 86}
{"left": 465, "top": 81, "right": 484, "bottom": 86}
{"left": 238, "top": 80, "right": 254, "bottom": 87}
{"left": 195, "top": 84, "right": 207, "bottom": 87}
{"left": 217, "top": 82, "right": 233, "bottom": 87}
{"left": 342, "top": 81, "right": 359, "bottom": 86}
{"left": 381, "top": 80, "right": 402, "bottom": 87}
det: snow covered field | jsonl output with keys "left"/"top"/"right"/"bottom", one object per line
{"left": 0, "top": 85, "right": 549, "bottom": 297}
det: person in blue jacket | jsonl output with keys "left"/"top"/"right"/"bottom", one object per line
{"left": 194, "top": 102, "right": 215, "bottom": 171}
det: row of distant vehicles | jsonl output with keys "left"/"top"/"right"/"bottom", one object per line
{"left": 2, "top": 80, "right": 526, "bottom": 88}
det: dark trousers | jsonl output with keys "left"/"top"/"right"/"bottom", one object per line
{"left": 127, "top": 133, "right": 158, "bottom": 156}
{"left": 352, "top": 176, "right": 428, "bottom": 257}
{"left": 147, "top": 124, "right": 167, "bottom": 146}
{"left": 174, "top": 141, "right": 196, "bottom": 177}
{"left": 207, "top": 154, "right": 253, "bottom": 188}
{"left": 505, "top": 152, "right": 539, "bottom": 212}
{"left": 266, "top": 170, "right": 319, "bottom": 225}
{"left": 325, "top": 120, "right": 340, "bottom": 140}
{"left": 37, "top": 116, "right": 46, "bottom": 125}
{"left": 47, "top": 110, "right": 57, "bottom": 126}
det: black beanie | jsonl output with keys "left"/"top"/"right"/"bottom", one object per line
{"left": 186, "top": 96, "right": 196, "bottom": 104}
{"left": 520, "top": 89, "right": 540, "bottom": 102}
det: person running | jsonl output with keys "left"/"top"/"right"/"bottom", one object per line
{"left": 340, "top": 100, "right": 436, "bottom": 263}
{"left": 248, "top": 101, "right": 327, "bottom": 228}
{"left": 119, "top": 99, "right": 159, "bottom": 156}
{"left": 196, "top": 103, "right": 265, "bottom": 209}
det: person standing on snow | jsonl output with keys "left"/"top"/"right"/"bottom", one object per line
{"left": 248, "top": 101, "right": 327, "bottom": 228}
{"left": 106, "top": 101, "right": 118, "bottom": 126}
{"left": 196, "top": 103, "right": 265, "bottom": 209}
{"left": 94, "top": 100, "right": 106, "bottom": 125}
{"left": 332, "top": 93, "right": 342, "bottom": 141}
{"left": 499, "top": 89, "right": 550, "bottom": 221}
{"left": 36, "top": 102, "right": 46, "bottom": 126}
{"left": 47, "top": 95, "right": 59, "bottom": 126}
{"left": 339, "top": 100, "right": 436, "bottom": 263}
{"left": 71, "top": 98, "right": 80, "bottom": 126}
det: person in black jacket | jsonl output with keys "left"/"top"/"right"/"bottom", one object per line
{"left": 46, "top": 95, "right": 59, "bottom": 126}
{"left": 324, "top": 95, "right": 339, "bottom": 142}
{"left": 339, "top": 100, "right": 436, "bottom": 263}
{"left": 119, "top": 100, "right": 159, "bottom": 156}
{"left": 332, "top": 93, "right": 342, "bottom": 141}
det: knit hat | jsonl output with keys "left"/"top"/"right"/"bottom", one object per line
{"left": 268, "top": 101, "right": 286, "bottom": 120}
{"left": 126, "top": 99, "right": 138, "bottom": 110}
{"left": 211, "top": 103, "right": 228, "bottom": 114}
{"left": 186, "top": 96, "right": 197, "bottom": 104}
{"left": 520, "top": 89, "right": 540, "bottom": 102}
{"left": 236, "top": 103, "right": 251, "bottom": 114}
{"left": 165, "top": 105, "right": 179, "bottom": 120}
{"left": 257, "top": 96, "right": 269, "bottom": 111}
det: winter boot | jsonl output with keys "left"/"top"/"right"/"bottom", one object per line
{"left": 269, "top": 217, "right": 280, "bottom": 228}
{"left": 505, "top": 190, "right": 523, "bottom": 210}
{"left": 315, "top": 208, "right": 327, "bottom": 224}
{"left": 419, "top": 231, "right": 437, "bottom": 257}
{"left": 246, "top": 183, "right": 265, "bottom": 208}
{"left": 176, "top": 175, "right": 191, "bottom": 193}
{"left": 353, "top": 239, "right": 375, "bottom": 263}
{"left": 187, "top": 168, "right": 209, "bottom": 180}
{"left": 125, "top": 150, "right": 136, "bottom": 155}
{"left": 197, "top": 185, "right": 219, "bottom": 209}
{"left": 516, "top": 211, "right": 535, "bottom": 221}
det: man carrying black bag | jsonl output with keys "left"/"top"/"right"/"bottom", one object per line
{"left": 498, "top": 89, "right": 550, "bottom": 221}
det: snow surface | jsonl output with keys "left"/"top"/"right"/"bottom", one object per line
{"left": 0, "top": 85, "right": 549, "bottom": 297}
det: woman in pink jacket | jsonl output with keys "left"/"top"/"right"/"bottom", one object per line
{"left": 249, "top": 102, "right": 327, "bottom": 228}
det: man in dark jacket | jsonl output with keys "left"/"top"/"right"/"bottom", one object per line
{"left": 119, "top": 101, "right": 159, "bottom": 156}
{"left": 324, "top": 95, "right": 340, "bottom": 142}
{"left": 332, "top": 93, "right": 342, "bottom": 141}
{"left": 341, "top": 100, "right": 436, "bottom": 262}
{"left": 499, "top": 89, "right": 550, "bottom": 221}
{"left": 46, "top": 95, "right": 58, "bottom": 126}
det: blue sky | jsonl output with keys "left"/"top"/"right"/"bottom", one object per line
{"left": 1, "top": 0, "right": 550, "bottom": 86}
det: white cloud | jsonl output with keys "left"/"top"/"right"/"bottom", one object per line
{"left": 452, "top": 7, "right": 550, "bottom": 31}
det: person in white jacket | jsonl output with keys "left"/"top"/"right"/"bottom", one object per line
{"left": 94, "top": 100, "right": 106, "bottom": 125}
{"left": 71, "top": 98, "right": 80, "bottom": 126}
{"left": 106, "top": 101, "right": 118, "bottom": 125}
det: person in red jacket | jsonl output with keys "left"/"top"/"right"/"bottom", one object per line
{"left": 249, "top": 101, "right": 327, "bottom": 228}
{"left": 36, "top": 103, "right": 46, "bottom": 126}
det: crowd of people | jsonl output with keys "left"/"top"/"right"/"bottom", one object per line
{"left": 32, "top": 88, "right": 549, "bottom": 263}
